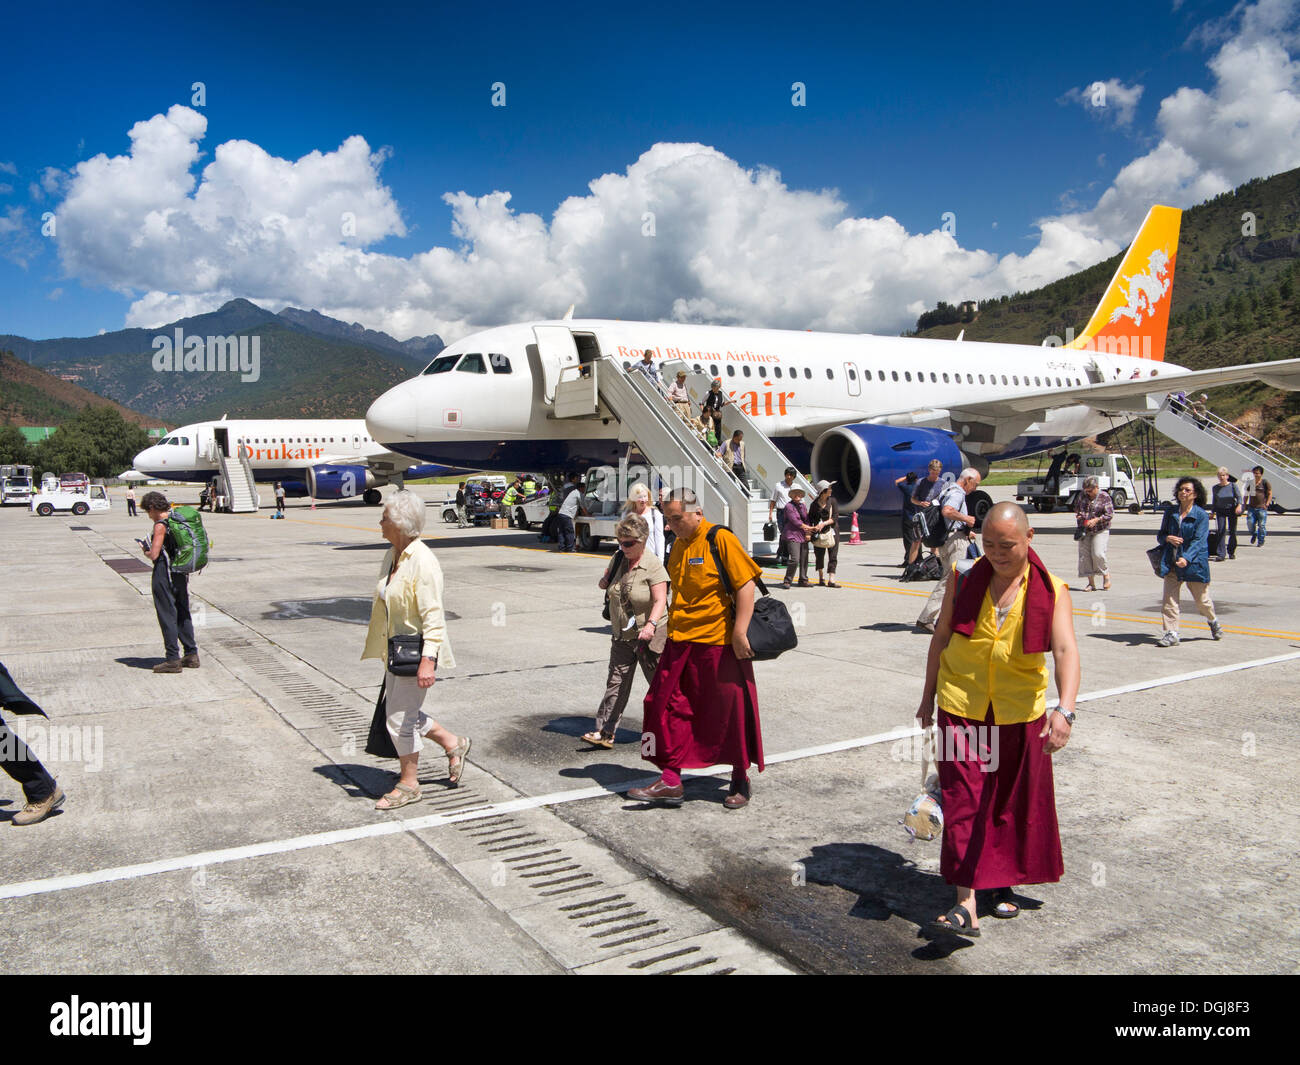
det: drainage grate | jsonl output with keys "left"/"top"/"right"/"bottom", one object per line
{"left": 104, "top": 557, "right": 152, "bottom": 574}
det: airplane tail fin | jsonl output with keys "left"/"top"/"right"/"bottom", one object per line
{"left": 1066, "top": 205, "right": 1181, "bottom": 362}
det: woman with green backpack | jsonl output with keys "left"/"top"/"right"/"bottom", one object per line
{"left": 139, "top": 491, "right": 203, "bottom": 674}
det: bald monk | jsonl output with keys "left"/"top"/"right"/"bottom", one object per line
{"left": 915, "top": 501, "right": 1080, "bottom": 939}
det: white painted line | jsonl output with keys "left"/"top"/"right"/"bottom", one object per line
{"left": 3, "top": 654, "right": 1297, "bottom": 902}
{"left": 1073, "top": 651, "right": 1300, "bottom": 704}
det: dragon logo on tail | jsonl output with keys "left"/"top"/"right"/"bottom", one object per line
{"left": 1107, "top": 248, "right": 1172, "bottom": 327}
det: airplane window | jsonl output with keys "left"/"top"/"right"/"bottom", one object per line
{"left": 774, "top": 367, "right": 783, "bottom": 378}
{"left": 1035, "top": 377, "right": 1042, "bottom": 386}
{"left": 743, "top": 366, "right": 751, "bottom": 377}
{"left": 930, "top": 372, "right": 937, "bottom": 383}
{"left": 804, "top": 368, "right": 811, "bottom": 379}
{"left": 864, "top": 370, "right": 872, "bottom": 381}
{"left": 622, "top": 361, "right": 631, "bottom": 370}
{"left": 979, "top": 375, "right": 985, "bottom": 384}
{"left": 727, "top": 365, "right": 736, "bottom": 377}
{"left": 942, "top": 373, "right": 949, "bottom": 383}
{"left": 904, "top": 372, "right": 912, "bottom": 382}
{"left": 457, "top": 353, "right": 487, "bottom": 374}
{"left": 758, "top": 366, "right": 767, "bottom": 378}
{"left": 848, "top": 368, "right": 856, "bottom": 381}
{"left": 181, "top": 437, "right": 189, "bottom": 445}
{"left": 423, "top": 354, "right": 459, "bottom": 374}
{"left": 1001, "top": 376, "right": 1008, "bottom": 385}
{"left": 891, "top": 371, "right": 899, "bottom": 382}
{"left": 710, "top": 364, "right": 719, "bottom": 376}
{"left": 1012, "top": 376, "right": 1019, "bottom": 385}
{"left": 966, "top": 374, "right": 973, "bottom": 383}
{"left": 826, "top": 368, "right": 834, "bottom": 380}
{"left": 693, "top": 363, "right": 703, "bottom": 374}
{"left": 489, "top": 353, "right": 512, "bottom": 373}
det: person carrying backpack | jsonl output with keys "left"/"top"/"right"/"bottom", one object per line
{"left": 139, "top": 491, "right": 205, "bottom": 673}
{"left": 915, "top": 469, "right": 981, "bottom": 633}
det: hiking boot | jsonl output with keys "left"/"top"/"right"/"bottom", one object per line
{"left": 1157, "top": 631, "right": 1180, "bottom": 647}
{"left": 181, "top": 652, "right": 201, "bottom": 668}
{"left": 1209, "top": 620, "right": 1223, "bottom": 640}
{"left": 13, "top": 786, "right": 64, "bottom": 826}
{"left": 153, "top": 658, "right": 183, "bottom": 673}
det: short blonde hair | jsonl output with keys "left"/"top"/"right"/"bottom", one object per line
{"left": 382, "top": 489, "right": 426, "bottom": 538}
{"left": 615, "top": 514, "right": 649, "bottom": 542}
{"left": 1217, "top": 466, "right": 1229, "bottom": 476}
{"left": 623, "top": 483, "right": 652, "bottom": 512}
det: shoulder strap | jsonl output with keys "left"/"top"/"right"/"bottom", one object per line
{"left": 706, "top": 525, "right": 769, "bottom": 600}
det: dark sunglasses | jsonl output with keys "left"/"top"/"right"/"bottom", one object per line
{"left": 618, "top": 540, "right": 640, "bottom": 548}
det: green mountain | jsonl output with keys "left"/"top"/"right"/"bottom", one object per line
{"left": 0, "top": 299, "right": 437, "bottom": 422}
{"left": 0, "top": 350, "right": 156, "bottom": 427}
{"left": 911, "top": 167, "right": 1300, "bottom": 449}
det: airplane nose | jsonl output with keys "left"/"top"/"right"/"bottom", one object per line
{"left": 367, "top": 383, "right": 421, "bottom": 444}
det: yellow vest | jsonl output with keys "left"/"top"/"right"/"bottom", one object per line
{"left": 362, "top": 540, "right": 457, "bottom": 667}
{"left": 935, "top": 571, "right": 1065, "bottom": 724}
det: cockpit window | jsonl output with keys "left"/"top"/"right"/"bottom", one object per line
{"left": 179, "top": 437, "right": 189, "bottom": 445}
{"left": 488, "top": 353, "right": 512, "bottom": 374}
{"left": 457, "top": 353, "right": 487, "bottom": 374}
{"left": 422, "top": 354, "right": 460, "bottom": 375}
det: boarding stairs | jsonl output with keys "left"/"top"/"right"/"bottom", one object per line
{"left": 218, "top": 446, "right": 260, "bottom": 513}
{"left": 552, "top": 356, "right": 812, "bottom": 555}
{"left": 1153, "top": 397, "right": 1300, "bottom": 509}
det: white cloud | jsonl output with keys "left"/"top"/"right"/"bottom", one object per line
{"left": 0, "top": 205, "right": 40, "bottom": 268}
{"left": 42, "top": 1, "right": 1300, "bottom": 340}
{"left": 0, "top": 161, "right": 16, "bottom": 176}
{"left": 1064, "top": 78, "right": 1145, "bottom": 128}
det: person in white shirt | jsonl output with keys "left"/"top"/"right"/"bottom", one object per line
{"left": 631, "top": 349, "right": 661, "bottom": 389}
{"left": 666, "top": 371, "right": 692, "bottom": 421}
{"left": 769, "top": 467, "right": 797, "bottom": 566}
{"left": 623, "top": 483, "right": 665, "bottom": 560}
{"left": 557, "top": 476, "right": 583, "bottom": 553}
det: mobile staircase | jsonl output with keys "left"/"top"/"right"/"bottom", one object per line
{"left": 1153, "top": 396, "right": 1300, "bottom": 509}
{"left": 551, "top": 355, "right": 812, "bottom": 554}
{"left": 217, "top": 446, "right": 260, "bottom": 513}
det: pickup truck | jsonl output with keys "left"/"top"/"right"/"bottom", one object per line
{"left": 30, "top": 483, "right": 112, "bottom": 516}
{"left": 1016, "top": 451, "right": 1141, "bottom": 513}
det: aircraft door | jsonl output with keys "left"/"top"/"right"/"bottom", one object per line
{"left": 213, "top": 426, "right": 230, "bottom": 458}
{"left": 843, "top": 362, "right": 862, "bottom": 397}
{"left": 198, "top": 428, "right": 216, "bottom": 464}
{"left": 533, "top": 326, "right": 580, "bottom": 403}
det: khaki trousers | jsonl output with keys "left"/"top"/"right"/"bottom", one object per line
{"left": 918, "top": 534, "right": 970, "bottom": 627}
{"left": 1162, "top": 573, "right": 1215, "bottom": 633}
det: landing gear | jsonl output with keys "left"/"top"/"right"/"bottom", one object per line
{"left": 363, "top": 488, "right": 382, "bottom": 506}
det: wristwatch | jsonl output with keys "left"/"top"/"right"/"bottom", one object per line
{"left": 1051, "top": 705, "right": 1076, "bottom": 726}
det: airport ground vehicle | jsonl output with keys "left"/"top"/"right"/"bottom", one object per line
{"left": 30, "top": 483, "right": 111, "bottom": 516}
{"left": 1, "top": 465, "right": 35, "bottom": 506}
{"left": 574, "top": 463, "right": 651, "bottom": 550}
{"left": 1016, "top": 451, "right": 1141, "bottom": 513}
{"left": 436, "top": 475, "right": 507, "bottom": 526}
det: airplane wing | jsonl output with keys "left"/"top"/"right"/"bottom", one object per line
{"left": 850, "top": 358, "right": 1300, "bottom": 433}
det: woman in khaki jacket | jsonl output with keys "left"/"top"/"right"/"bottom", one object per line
{"left": 363, "top": 490, "right": 468, "bottom": 809}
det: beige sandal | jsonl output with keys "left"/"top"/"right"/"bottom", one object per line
{"left": 581, "top": 731, "right": 614, "bottom": 749}
{"left": 375, "top": 782, "right": 422, "bottom": 810}
{"left": 447, "top": 737, "right": 472, "bottom": 786}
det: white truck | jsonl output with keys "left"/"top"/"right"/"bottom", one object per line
{"left": 574, "top": 463, "right": 652, "bottom": 550}
{"left": 1016, "top": 451, "right": 1141, "bottom": 513}
{"left": 30, "top": 483, "right": 112, "bottom": 516}
{"left": 1, "top": 464, "right": 35, "bottom": 506}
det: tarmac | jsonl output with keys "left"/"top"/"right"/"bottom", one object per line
{"left": 1, "top": 482, "right": 1296, "bottom": 975}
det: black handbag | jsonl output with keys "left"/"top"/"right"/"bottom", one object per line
{"left": 601, "top": 550, "right": 627, "bottom": 621}
{"left": 365, "top": 678, "right": 399, "bottom": 758}
{"left": 763, "top": 521, "right": 777, "bottom": 542}
{"left": 706, "top": 525, "right": 798, "bottom": 660}
{"left": 387, "top": 633, "right": 424, "bottom": 676}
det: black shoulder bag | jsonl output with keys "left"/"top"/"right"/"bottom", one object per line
{"left": 601, "top": 550, "right": 628, "bottom": 621}
{"left": 384, "top": 556, "right": 425, "bottom": 676}
{"left": 706, "top": 525, "right": 798, "bottom": 660}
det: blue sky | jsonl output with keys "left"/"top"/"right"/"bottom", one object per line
{"left": 2, "top": 0, "right": 1292, "bottom": 341}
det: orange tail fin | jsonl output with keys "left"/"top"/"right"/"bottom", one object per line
{"left": 1067, "top": 204, "right": 1181, "bottom": 361}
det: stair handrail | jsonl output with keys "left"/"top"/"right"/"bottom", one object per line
{"left": 1163, "top": 398, "right": 1300, "bottom": 475}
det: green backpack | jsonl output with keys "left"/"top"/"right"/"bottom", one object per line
{"left": 166, "top": 505, "right": 211, "bottom": 574}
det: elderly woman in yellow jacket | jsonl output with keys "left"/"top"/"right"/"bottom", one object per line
{"left": 363, "top": 490, "right": 468, "bottom": 809}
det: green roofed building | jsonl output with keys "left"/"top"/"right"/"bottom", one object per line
{"left": 18, "top": 427, "right": 56, "bottom": 443}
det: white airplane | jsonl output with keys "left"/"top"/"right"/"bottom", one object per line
{"left": 133, "top": 417, "right": 457, "bottom": 504}
{"left": 364, "top": 205, "right": 1300, "bottom": 516}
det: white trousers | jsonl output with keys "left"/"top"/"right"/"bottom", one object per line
{"left": 384, "top": 670, "right": 433, "bottom": 757}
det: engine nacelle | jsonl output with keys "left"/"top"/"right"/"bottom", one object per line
{"left": 811, "top": 423, "right": 963, "bottom": 513}
{"left": 306, "top": 464, "right": 376, "bottom": 500}
{"left": 281, "top": 479, "right": 310, "bottom": 498}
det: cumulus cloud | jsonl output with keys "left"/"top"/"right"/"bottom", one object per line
{"left": 42, "top": 0, "right": 1300, "bottom": 340}
{"left": 1062, "top": 78, "right": 1145, "bottom": 128}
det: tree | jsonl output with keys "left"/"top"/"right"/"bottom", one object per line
{"left": 27, "top": 406, "right": 150, "bottom": 477}
{"left": 0, "top": 425, "right": 30, "bottom": 465}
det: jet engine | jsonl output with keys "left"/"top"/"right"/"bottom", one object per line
{"left": 306, "top": 464, "right": 376, "bottom": 500}
{"left": 810, "top": 423, "right": 963, "bottom": 513}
